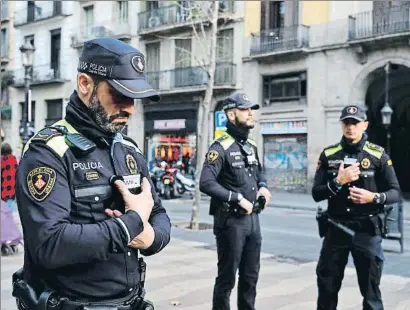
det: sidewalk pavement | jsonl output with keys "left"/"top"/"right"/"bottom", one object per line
{"left": 2, "top": 238, "right": 410, "bottom": 310}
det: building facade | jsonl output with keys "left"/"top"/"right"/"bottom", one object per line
{"left": 242, "top": 0, "right": 410, "bottom": 196}
{"left": 1, "top": 0, "right": 16, "bottom": 142}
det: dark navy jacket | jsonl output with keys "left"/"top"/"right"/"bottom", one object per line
{"left": 312, "top": 134, "right": 401, "bottom": 219}
{"left": 199, "top": 123, "right": 267, "bottom": 216}
{"left": 16, "top": 92, "right": 171, "bottom": 300}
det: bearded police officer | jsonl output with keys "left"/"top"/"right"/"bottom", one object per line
{"left": 13, "top": 38, "right": 171, "bottom": 310}
{"left": 200, "top": 93, "right": 272, "bottom": 310}
{"left": 312, "top": 105, "right": 401, "bottom": 310}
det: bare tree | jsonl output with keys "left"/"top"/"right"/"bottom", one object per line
{"left": 157, "top": 0, "right": 228, "bottom": 229}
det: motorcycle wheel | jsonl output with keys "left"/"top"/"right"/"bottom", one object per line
{"left": 164, "top": 186, "right": 171, "bottom": 200}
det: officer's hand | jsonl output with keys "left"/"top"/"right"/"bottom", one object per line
{"left": 238, "top": 198, "right": 253, "bottom": 215}
{"left": 349, "top": 186, "right": 375, "bottom": 204}
{"left": 104, "top": 209, "right": 155, "bottom": 249}
{"left": 257, "top": 187, "right": 272, "bottom": 205}
{"left": 114, "top": 177, "right": 154, "bottom": 223}
{"left": 337, "top": 163, "right": 360, "bottom": 185}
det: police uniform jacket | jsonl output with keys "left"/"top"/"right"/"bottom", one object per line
{"left": 199, "top": 121, "right": 268, "bottom": 215}
{"left": 16, "top": 91, "right": 171, "bottom": 300}
{"left": 312, "top": 134, "right": 401, "bottom": 219}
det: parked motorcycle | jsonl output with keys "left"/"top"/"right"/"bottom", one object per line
{"left": 160, "top": 167, "right": 178, "bottom": 200}
{"left": 175, "top": 171, "right": 195, "bottom": 198}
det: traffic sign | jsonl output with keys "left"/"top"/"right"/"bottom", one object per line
{"left": 215, "top": 111, "right": 227, "bottom": 130}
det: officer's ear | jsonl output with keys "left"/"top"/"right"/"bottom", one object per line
{"left": 77, "top": 73, "right": 95, "bottom": 102}
{"left": 226, "top": 109, "right": 236, "bottom": 122}
{"left": 363, "top": 121, "right": 369, "bottom": 132}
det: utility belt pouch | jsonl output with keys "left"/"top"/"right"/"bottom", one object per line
{"left": 368, "top": 215, "right": 382, "bottom": 236}
{"left": 376, "top": 213, "right": 388, "bottom": 237}
{"left": 316, "top": 208, "right": 329, "bottom": 238}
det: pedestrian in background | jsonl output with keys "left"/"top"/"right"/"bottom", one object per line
{"left": 200, "top": 92, "right": 272, "bottom": 310}
{"left": 1, "top": 142, "right": 18, "bottom": 212}
{"left": 312, "top": 105, "right": 402, "bottom": 310}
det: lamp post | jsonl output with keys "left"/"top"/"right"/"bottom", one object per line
{"left": 19, "top": 40, "right": 35, "bottom": 150}
{"left": 381, "top": 62, "right": 393, "bottom": 156}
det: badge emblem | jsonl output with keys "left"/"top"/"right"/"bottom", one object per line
{"left": 347, "top": 106, "right": 358, "bottom": 114}
{"left": 27, "top": 167, "right": 56, "bottom": 201}
{"left": 361, "top": 158, "right": 370, "bottom": 169}
{"left": 126, "top": 154, "right": 138, "bottom": 174}
{"left": 131, "top": 55, "right": 145, "bottom": 73}
{"left": 207, "top": 150, "right": 219, "bottom": 163}
{"left": 242, "top": 94, "right": 249, "bottom": 101}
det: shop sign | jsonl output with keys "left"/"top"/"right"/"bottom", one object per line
{"left": 154, "top": 119, "right": 186, "bottom": 130}
{"left": 261, "top": 120, "right": 307, "bottom": 135}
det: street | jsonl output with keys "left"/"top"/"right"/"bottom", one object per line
{"left": 1, "top": 199, "right": 409, "bottom": 309}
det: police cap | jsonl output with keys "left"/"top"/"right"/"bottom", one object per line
{"left": 339, "top": 105, "right": 367, "bottom": 122}
{"left": 77, "top": 37, "right": 160, "bottom": 102}
{"left": 222, "top": 92, "right": 260, "bottom": 111}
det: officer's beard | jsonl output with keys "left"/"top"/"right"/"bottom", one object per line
{"left": 88, "top": 90, "right": 128, "bottom": 133}
{"left": 235, "top": 115, "right": 254, "bottom": 130}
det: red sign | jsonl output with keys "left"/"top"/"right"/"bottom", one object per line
{"left": 159, "top": 136, "right": 188, "bottom": 143}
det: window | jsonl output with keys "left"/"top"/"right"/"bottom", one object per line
{"left": 262, "top": 72, "right": 306, "bottom": 105}
{"left": 19, "top": 101, "right": 36, "bottom": 124}
{"left": 45, "top": 99, "right": 63, "bottom": 126}
{"left": 174, "top": 39, "right": 191, "bottom": 68}
{"left": 53, "top": 1, "right": 62, "bottom": 15}
{"left": 0, "top": 29, "right": 8, "bottom": 58}
{"left": 216, "top": 29, "right": 233, "bottom": 62}
{"left": 261, "top": 0, "right": 284, "bottom": 31}
{"left": 148, "top": 1, "right": 159, "bottom": 11}
{"left": 50, "top": 29, "right": 61, "bottom": 79}
{"left": 146, "top": 43, "right": 160, "bottom": 72}
{"left": 27, "top": 1, "right": 35, "bottom": 23}
{"left": 118, "top": 1, "right": 128, "bottom": 22}
{"left": 83, "top": 5, "right": 94, "bottom": 37}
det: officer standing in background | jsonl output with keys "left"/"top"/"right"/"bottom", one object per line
{"left": 312, "top": 105, "right": 402, "bottom": 310}
{"left": 13, "top": 38, "right": 171, "bottom": 309}
{"left": 200, "top": 93, "right": 272, "bottom": 310}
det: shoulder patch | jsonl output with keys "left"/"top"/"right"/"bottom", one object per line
{"left": 363, "top": 141, "right": 384, "bottom": 159}
{"left": 122, "top": 135, "right": 143, "bottom": 155}
{"left": 32, "top": 128, "right": 62, "bottom": 144}
{"left": 324, "top": 143, "right": 342, "bottom": 158}
{"left": 27, "top": 166, "right": 56, "bottom": 201}
{"left": 207, "top": 150, "right": 219, "bottom": 163}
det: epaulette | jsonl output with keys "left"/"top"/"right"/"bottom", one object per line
{"left": 213, "top": 133, "right": 235, "bottom": 150}
{"left": 122, "top": 135, "right": 143, "bottom": 155}
{"left": 31, "top": 127, "right": 63, "bottom": 144}
{"left": 363, "top": 141, "right": 384, "bottom": 159}
{"left": 323, "top": 143, "right": 342, "bottom": 157}
{"left": 247, "top": 138, "right": 257, "bottom": 147}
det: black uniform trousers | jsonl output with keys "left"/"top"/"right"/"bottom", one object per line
{"left": 316, "top": 224, "right": 384, "bottom": 310}
{"left": 212, "top": 211, "right": 262, "bottom": 310}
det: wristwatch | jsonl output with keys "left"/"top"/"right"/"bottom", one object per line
{"left": 237, "top": 193, "right": 244, "bottom": 202}
{"left": 373, "top": 193, "right": 381, "bottom": 204}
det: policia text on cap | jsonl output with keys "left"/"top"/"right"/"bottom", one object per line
{"left": 12, "top": 38, "right": 171, "bottom": 310}
{"left": 200, "top": 92, "right": 272, "bottom": 310}
{"left": 312, "top": 105, "right": 401, "bottom": 310}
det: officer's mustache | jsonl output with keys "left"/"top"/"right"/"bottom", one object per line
{"left": 108, "top": 111, "right": 130, "bottom": 122}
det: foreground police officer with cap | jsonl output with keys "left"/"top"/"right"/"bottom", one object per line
{"left": 13, "top": 38, "right": 171, "bottom": 310}
{"left": 200, "top": 93, "right": 272, "bottom": 310}
{"left": 312, "top": 105, "right": 401, "bottom": 310}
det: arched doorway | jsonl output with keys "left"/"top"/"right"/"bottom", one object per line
{"left": 365, "top": 64, "right": 410, "bottom": 198}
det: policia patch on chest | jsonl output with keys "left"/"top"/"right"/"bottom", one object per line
{"left": 27, "top": 166, "right": 56, "bottom": 201}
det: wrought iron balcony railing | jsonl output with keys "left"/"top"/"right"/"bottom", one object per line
{"left": 14, "top": 3, "right": 68, "bottom": 26}
{"left": 348, "top": 5, "right": 410, "bottom": 40}
{"left": 71, "top": 19, "right": 131, "bottom": 47}
{"left": 250, "top": 25, "right": 309, "bottom": 56}
{"left": 146, "top": 62, "right": 236, "bottom": 91}
{"left": 13, "top": 64, "right": 67, "bottom": 86}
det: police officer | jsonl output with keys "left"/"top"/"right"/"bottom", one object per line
{"left": 200, "top": 93, "right": 272, "bottom": 310}
{"left": 312, "top": 105, "right": 402, "bottom": 310}
{"left": 14, "top": 38, "right": 171, "bottom": 309}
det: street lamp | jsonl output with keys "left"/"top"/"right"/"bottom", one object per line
{"left": 382, "top": 62, "right": 393, "bottom": 155}
{"left": 19, "top": 40, "right": 35, "bottom": 149}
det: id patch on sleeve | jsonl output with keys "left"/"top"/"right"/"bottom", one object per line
{"left": 27, "top": 167, "right": 57, "bottom": 201}
{"left": 387, "top": 159, "right": 392, "bottom": 166}
{"left": 207, "top": 150, "right": 219, "bottom": 163}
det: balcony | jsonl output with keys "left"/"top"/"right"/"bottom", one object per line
{"left": 138, "top": 2, "right": 236, "bottom": 38}
{"left": 348, "top": 5, "right": 410, "bottom": 47}
{"left": 1, "top": 45, "right": 9, "bottom": 64}
{"left": 146, "top": 62, "right": 236, "bottom": 94}
{"left": 249, "top": 25, "right": 309, "bottom": 61}
{"left": 14, "top": 4, "right": 70, "bottom": 27}
{"left": 1, "top": 1, "right": 9, "bottom": 21}
{"left": 13, "top": 64, "right": 69, "bottom": 88}
{"left": 71, "top": 19, "right": 131, "bottom": 48}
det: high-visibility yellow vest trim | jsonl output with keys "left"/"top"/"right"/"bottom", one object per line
{"left": 324, "top": 144, "right": 342, "bottom": 157}
{"left": 363, "top": 141, "right": 384, "bottom": 159}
